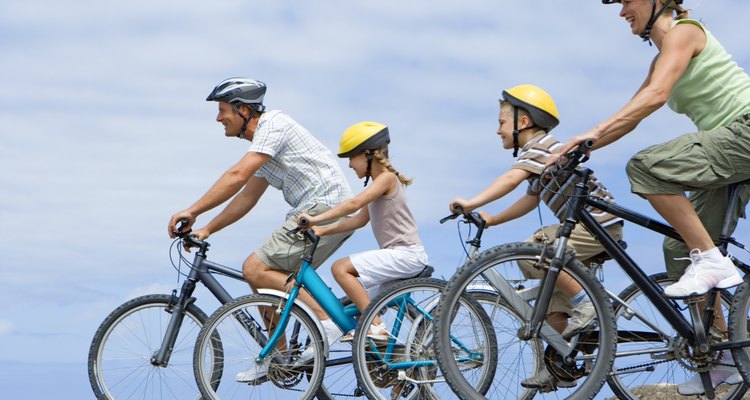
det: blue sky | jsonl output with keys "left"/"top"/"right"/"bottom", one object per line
{"left": 2, "top": 0, "right": 750, "bottom": 398}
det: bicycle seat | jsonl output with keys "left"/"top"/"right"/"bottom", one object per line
{"left": 399, "top": 265, "right": 433, "bottom": 280}
{"left": 589, "top": 240, "right": 628, "bottom": 265}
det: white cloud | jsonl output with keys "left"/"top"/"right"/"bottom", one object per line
{"left": 0, "top": 320, "right": 14, "bottom": 335}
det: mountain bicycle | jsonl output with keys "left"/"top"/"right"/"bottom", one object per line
{"left": 434, "top": 140, "right": 750, "bottom": 399}
{"left": 192, "top": 219, "right": 498, "bottom": 400}
{"left": 87, "top": 223, "right": 352, "bottom": 399}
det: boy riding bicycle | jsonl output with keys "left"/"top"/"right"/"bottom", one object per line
{"left": 449, "top": 84, "right": 624, "bottom": 389}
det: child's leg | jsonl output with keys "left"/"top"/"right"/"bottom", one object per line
{"left": 331, "top": 257, "right": 379, "bottom": 325}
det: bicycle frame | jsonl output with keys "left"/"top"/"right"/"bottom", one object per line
{"left": 151, "top": 240, "right": 244, "bottom": 366}
{"left": 540, "top": 167, "right": 750, "bottom": 349}
{"left": 258, "top": 216, "right": 490, "bottom": 368}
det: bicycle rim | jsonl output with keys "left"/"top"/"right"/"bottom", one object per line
{"left": 194, "top": 294, "right": 325, "bottom": 400}
{"left": 610, "top": 272, "right": 746, "bottom": 399}
{"left": 352, "top": 278, "right": 497, "bottom": 400}
{"left": 88, "top": 294, "right": 212, "bottom": 400}
{"left": 435, "top": 242, "right": 616, "bottom": 400}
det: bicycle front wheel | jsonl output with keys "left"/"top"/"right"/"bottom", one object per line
{"left": 351, "top": 277, "right": 497, "bottom": 400}
{"left": 610, "top": 272, "right": 746, "bottom": 399}
{"left": 194, "top": 293, "right": 325, "bottom": 400}
{"left": 88, "top": 294, "right": 217, "bottom": 400}
{"left": 434, "top": 242, "right": 616, "bottom": 400}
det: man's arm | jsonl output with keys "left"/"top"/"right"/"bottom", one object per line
{"left": 168, "top": 151, "right": 271, "bottom": 237}
{"left": 195, "top": 176, "right": 270, "bottom": 238}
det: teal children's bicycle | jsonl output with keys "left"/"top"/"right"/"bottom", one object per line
{"left": 192, "top": 217, "right": 498, "bottom": 400}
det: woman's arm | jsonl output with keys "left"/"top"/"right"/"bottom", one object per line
{"left": 559, "top": 23, "right": 705, "bottom": 154}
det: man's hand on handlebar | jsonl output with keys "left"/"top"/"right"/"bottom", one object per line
{"left": 168, "top": 211, "right": 195, "bottom": 239}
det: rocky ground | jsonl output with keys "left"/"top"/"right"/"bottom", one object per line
{"left": 604, "top": 383, "right": 749, "bottom": 399}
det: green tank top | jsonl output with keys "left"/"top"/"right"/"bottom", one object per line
{"left": 666, "top": 19, "right": 750, "bottom": 130}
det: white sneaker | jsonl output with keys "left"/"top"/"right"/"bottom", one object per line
{"left": 562, "top": 301, "right": 595, "bottom": 336}
{"left": 236, "top": 359, "right": 270, "bottom": 384}
{"left": 677, "top": 352, "right": 743, "bottom": 395}
{"left": 293, "top": 318, "right": 341, "bottom": 367}
{"left": 664, "top": 250, "right": 742, "bottom": 298}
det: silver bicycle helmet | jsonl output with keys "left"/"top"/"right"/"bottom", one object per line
{"left": 206, "top": 78, "right": 267, "bottom": 139}
{"left": 206, "top": 77, "right": 267, "bottom": 111}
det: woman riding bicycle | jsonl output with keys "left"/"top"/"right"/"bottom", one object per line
{"left": 558, "top": 0, "right": 750, "bottom": 394}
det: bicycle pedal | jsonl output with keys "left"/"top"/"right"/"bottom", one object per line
{"left": 681, "top": 294, "right": 707, "bottom": 303}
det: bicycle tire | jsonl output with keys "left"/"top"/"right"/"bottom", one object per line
{"left": 315, "top": 296, "right": 360, "bottom": 400}
{"left": 88, "top": 293, "right": 220, "bottom": 400}
{"left": 351, "top": 277, "right": 498, "bottom": 400}
{"left": 610, "top": 272, "right": 747, "bottom": 399}
{"left": 729, "top": 274, "right": 750, "bottom": 395}
{"left": 194, "top": 293, "right": 325, "bottom": 400}
{"left": 434, "top": 242, "right": 616, "bottom": 400}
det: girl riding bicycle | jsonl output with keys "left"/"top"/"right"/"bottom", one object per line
{"left": 297, "top": 121, "right": 429, "bottom": 343}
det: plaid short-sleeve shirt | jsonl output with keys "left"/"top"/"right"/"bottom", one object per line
{"left": 250, "top": 110, "right": 351, "bottom": 218}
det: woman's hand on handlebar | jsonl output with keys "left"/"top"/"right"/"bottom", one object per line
{"left": 546, "top": 131, "right": 598, "bottom": 168}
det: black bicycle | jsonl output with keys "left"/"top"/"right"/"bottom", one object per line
{"left": 435, "top": 140, "right": 750, "bottom": 400}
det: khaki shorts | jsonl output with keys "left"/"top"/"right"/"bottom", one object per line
{"left": 626, "top": 113, "right": 750, "bottom": 278}
{"left": 518, "top": 222, "right": 623, "bottom": 315}
{"left": 256, "top": 203, "right": 352, "bottom": 272}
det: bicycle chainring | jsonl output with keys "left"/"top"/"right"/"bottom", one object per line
{"left": 673, "top": 337, "right": 721, "bottom": 373}
{"left": 544, "top": 345, "right": 585, "bottom": 381}
{"left": 268, "top": 362, "right": 304, "bottom": 389}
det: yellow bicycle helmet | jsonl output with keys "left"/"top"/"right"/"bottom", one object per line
{"left": 338, "top": 121, "right": 391, "bottom": 186}
{"left": 337, "top": 121, "right": 390, "bottom": 158}
{"left": 501, "top": 84, "right": 560, "bottom": 157}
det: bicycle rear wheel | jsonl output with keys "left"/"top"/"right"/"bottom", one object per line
{"left": 729, "top": 274, "right": 750, "bottom": 393}
{"left": 610, "top": 272, "right": 746, "bottom": 399}
{"left": 434, "top": 242, "right": 616, "bottom": 400}
{"left": 194, "top": 294, "right": 325, "bottom": 400}
{"left": 351, "top": 278, "right": 497, "bottom": 400}
{"left": 88, "top": 294, "right": 219, "bottom": 400}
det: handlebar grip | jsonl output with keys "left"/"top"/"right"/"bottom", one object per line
{"left": 578, "top": 140, "right": 594, "bottom": 155}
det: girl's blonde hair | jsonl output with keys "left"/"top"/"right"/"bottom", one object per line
{"left": 371, "top": 148, "right": 413, "bottom": 186}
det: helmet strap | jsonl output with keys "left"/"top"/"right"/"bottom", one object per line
{"left": 364, "top": 151, "right": 374, "bottom": 187}
{"left": 232, "top": 103, "right": 251, "bottom": 139}
{"left": 512, "top": 107, "right": 520, "bottom": 157}
{"left": 640, "top": 0, "right": 673, "bottom": 44}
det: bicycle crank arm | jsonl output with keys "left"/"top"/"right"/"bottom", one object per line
{"left": 397, "top": 371, "right": 446, "bottom": 385}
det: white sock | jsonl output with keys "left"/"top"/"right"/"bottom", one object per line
{"left": 700, "top": 247, "right": 724, "bottom": 263}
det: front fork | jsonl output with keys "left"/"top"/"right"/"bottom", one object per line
{"left": 151, "top": 278, "right": 198, "bottom": 367}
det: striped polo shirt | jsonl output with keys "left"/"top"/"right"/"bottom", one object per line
{"left": 513, "top": 131, "right": 621, "bottom": 226}
{"left": 249, "top": 110, "right": 352, "bottom": 219}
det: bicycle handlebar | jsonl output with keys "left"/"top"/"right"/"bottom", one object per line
{"left": 174, "top": 219, "right": 208, "bottom": 250}
{"left": 440, "top": 205, "right": 486, "bottom": 231}
{"left": 558, "top": 140, "right": 594, "bottom": 172}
